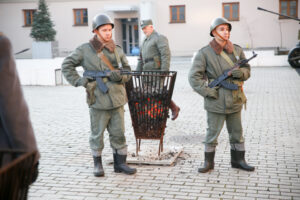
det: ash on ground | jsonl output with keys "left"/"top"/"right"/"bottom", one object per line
{"left": 126, "top": 145, "right": 183, "bottom": 165}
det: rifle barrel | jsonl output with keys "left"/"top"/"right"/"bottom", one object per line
{"left": 257, "top": 7, "right": 300, "bottom": 22}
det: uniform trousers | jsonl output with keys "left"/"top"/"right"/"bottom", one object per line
{"left": 204, "top": 110, "right": 245, "bottom": 152}
{"left": 89, "top": 106, "right": 126, "bottom": 156}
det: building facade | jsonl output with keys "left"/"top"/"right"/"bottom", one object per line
{"left": 0, "top": 0, "right": 299, "bottom": 58}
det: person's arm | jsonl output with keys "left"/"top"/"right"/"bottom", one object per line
{"left": 0, "top": 35, "right": 40, "bottom": 161}
{"left": 157, "top": 35, "right": 171, "bottom": 71}
{"left": 119, "top": 49, "right": 132, "bottom": 83}
{"left": 188, "top": 50, "right": 216, "bottom": 98}
{"left": 61, "top": 45, "right": 88, "bottom": 87}
{"left": 136, "top": 51, "right": 143, "bottom": 71}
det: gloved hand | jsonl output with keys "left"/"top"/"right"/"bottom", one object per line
{"left": 109, "top": 70, "right": 122, "bottom": 82}
{"left": 206, "top": 87, "right": 218, "bottom": 99}
{"left": 231, "top": 69, "right": 243, "bottom": 79}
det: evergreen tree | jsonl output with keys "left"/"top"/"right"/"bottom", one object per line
{"left": 30, "top": 0, "right": 56, "bottom": 41}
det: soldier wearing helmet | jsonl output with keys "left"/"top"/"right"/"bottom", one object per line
{"left": 188, "top": 17, "right": 254, "bottom": 173}
{"left": 62, "top": 13, "right": 136, "bottom": 177}
{"left": 136, "top": 19, "right": 180, "bottom": 120}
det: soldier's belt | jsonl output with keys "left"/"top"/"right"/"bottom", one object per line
{"left": 144, "top": 58, "right": 154, "bottom": 63}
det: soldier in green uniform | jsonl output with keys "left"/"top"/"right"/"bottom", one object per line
{"left": 136, "top": 19, "right": 180, "bottom": 120}
{"left": 188, "top": 17, "right": 255, "bottom": 173}
{"left": 62, "top": 14, "right": 136, "bottom": 177}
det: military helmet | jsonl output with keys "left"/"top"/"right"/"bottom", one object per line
{"left": 210, "top": 17, "right": 232, "bottom": 37}
{"left": 92, "top": 14, "right": 114, "bottom": 32}
{"left": 140, "top": 19, "right": 153, "bottom": 29}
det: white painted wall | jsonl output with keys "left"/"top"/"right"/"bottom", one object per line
{"left": 0, "top": 0, "right": 299, "bottom": 57}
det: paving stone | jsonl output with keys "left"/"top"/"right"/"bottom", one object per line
{"left": 25, "top": 60, "right": 300, "bottom": 200}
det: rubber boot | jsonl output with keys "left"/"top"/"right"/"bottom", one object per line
{"left": 113, "top": 152, "right": 137, "bottom": 175}
{"left": 170, "top": 100, "right": 180, "bottom": 120}
{"left": 93, "top": 156, "right": 105, "bottom": 177}
{"left": 198, "top": 152, "right": 215, "bottom": 173}
{"left": 231, "top": 150, "right": 255, "bottom": 171}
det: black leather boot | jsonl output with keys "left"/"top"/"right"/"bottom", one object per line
{"left": 93, "top": 156, "right": 104, "bottom": 177}
{"left": 231, "top": 150, "right": 255, "bottom": 171}
{"left": 198, "top": 152, "right": 215, "bottom": 173}
{"left": 113, "top": 153, "right": 136, "bottom": 175}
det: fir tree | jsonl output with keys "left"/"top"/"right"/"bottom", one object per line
{"left": 30, "top": 0, "right": 56, "bottom": 41}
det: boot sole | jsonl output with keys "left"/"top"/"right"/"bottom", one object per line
{"left": 94, "top": 172, "right": 105, "bottom": 177}
{"left": 231, "top": 163, "right": 255, "bottom": 171}
{"left": 198, "top": 167, "right": 214, "bottom": 173}
{"left": 114, "top": 169, "right": 137, "bottom": 175}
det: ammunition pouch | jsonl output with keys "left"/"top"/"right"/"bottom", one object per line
{"left": 232, "top": 80, "right": 247, "bottom": 105}
{"left": 86, "top": 81, "right": 97, "bottom": 106}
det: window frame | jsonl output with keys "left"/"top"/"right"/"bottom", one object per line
{"left": 169, "top": 5, "right": 186, "bottom": 23}
{"left": 222, "top": 2, "right": 240, "bottom": 21}
{"left": 23, "top": 9, "right": 36, "bottom": 27}
{"left": 73, "top": 8, "right": 88, "bottom": 26}
{"left": 279, "top": 0, "right": 298, "bottom": 19}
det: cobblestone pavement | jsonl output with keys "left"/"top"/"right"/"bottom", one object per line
{"left": 24, "top": 57, "right": 300, "bottom": 200}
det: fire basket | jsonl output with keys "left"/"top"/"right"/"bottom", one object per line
{"left": 0, "top": 149, "right": 37, "bottom": 200}
{"left": 126, "top": 71, "right": 177, "bottom": 156}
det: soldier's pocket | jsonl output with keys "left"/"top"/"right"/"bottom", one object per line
{"left": 86, "top": 81, "right": 97, "bottom": 106}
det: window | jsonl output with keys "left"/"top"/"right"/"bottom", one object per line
{"left": 170, "top": 5, "right": 185, "bottom": 23}
{"left": 73, "top": 9, "right": 88, "bottom": 26}
{"left": 279, "top": 0, "right": 298, "bottom": 18}
{"left": 23, "top": 9, "right": 36, "bottom": 26}
{"left": 222, "top": 2, "right": 239, "bottom": 21}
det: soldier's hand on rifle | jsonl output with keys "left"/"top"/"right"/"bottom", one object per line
{"left": 206, "top": 87, "right": 218, "bottom": 99}
{"left": 109, "top": 70, "right": 122, "bottom": 82}
{"left": 231, "top": 69, "right": 243, "bottom": 79}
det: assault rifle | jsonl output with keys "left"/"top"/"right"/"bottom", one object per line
{"left": 83, "top": 70, "right": 141, "bottom": 93}
{"left": 208, "top": 52, "right": 257, "bottom": 90}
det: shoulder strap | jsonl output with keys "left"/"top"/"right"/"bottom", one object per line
{"left": 220, "top": 51, "right": 235, "bottom": 67}
{"left": 98, "top": 51, "right": 115, "bottom": 71}
{"left": 220, "top": 47, "right": 240, "bottom": 67}
{"left": 113, "top": 48, "right": 122, "bottom": 69}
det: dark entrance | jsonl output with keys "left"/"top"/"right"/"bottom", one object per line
{"left": 121, "top": 18, "right": 139, "bottom": 56}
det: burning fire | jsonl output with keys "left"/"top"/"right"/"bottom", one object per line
{"left": 135, "top": 98, "right": 165, "bottom": 119}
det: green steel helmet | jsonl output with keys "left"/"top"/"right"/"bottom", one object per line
{"left": 210, "top": 17, "right": 232, "bottom": 37}
{"left": 92, "top": 14, "right": 114, "bottom": 32}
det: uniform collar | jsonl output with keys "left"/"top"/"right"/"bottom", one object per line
{"left": 209, "top": 39, "right": 234, "bottom": 55}
{"left": 145, "top": 30, "right": 157, "bottom": 40}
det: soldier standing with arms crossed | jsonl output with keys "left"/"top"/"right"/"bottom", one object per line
{"left": 136, "top": 19, "right": 180, "bottom": 120}
{"left": 62, "top": 14, "right": 136, "bottom": 177}
{"left": 188, "top": 18, "right": 255, "bottom": 173}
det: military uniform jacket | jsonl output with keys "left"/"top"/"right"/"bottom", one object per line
{"left": 136, "top": 30, "right": 171, "bottom": 71}
{"left": 62, "top": 42, "right": 131, "bottom": 110}
{"left": 188, "top": 42, "right": 250, "bottom": 114}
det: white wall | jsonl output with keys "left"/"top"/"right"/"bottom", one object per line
{"left": 0, "top": 0, "right": 299, "bottom": 57}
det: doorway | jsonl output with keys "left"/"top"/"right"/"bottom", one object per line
{"left": 121, "top": 18, "right": 139, "bottom": 56}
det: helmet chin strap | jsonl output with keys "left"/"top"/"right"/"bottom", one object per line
{"left": 94, "top": 29, "right": 111, "bottom": 42}
{"left": 214, "top": 30, "right": 230, "bottom": 44}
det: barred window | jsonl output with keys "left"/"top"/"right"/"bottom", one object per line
{"left": 170, "top": 5, "right": 185, "bottom": 23}
{"left": 73, "top": 8, "right": 88, "bottom": 26}
{"left": 279, "top": 0, "right": 298, "bottom": 18}
{"left": 23, "top": 9, "right": 36, "bottom": 26}
{"left": 223, "top": 2, "right": 239, "bottom": 21}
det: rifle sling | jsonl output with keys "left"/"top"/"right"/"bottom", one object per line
{"left": 220, "top": 48, "right": 239, "bottom": 67}
{"left": 97, "top": 49, "right": 122, "bottom": 71}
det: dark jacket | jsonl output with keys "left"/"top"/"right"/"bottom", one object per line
{"left": 0, "top": 34, "right": 40, "bottom": 162}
